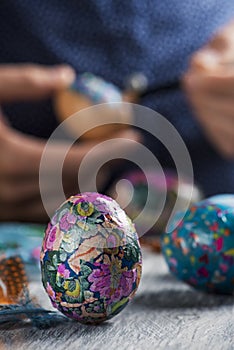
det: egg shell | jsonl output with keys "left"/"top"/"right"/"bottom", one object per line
{"left": 162, "top": 194, "right": 234, "bottom": 294}
{"left": 40, "top": 192, "right": 142, "bottom": 324}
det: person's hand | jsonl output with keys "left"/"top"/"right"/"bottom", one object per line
{"left": 183, "top": 20, "right": 234, "bottom": 159}
{"left": 0, "top": 64, "right": 140, "bottom": 222}
{"left": 0, "top": 63, "right": 75, "bottom": 221}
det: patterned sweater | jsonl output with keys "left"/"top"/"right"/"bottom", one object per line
{"left": 1, "top": 0, "right": 234, "bottom": 195}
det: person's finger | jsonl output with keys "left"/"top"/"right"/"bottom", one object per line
{"left": 188, "top": 107, "right": 234, "bottom": 159}
{"left": 0, "top": 108, "right": 12, "bottom": 133}
{"left": 190, "top": 48, "right": 221, "bottom": 71}
{"left": 190, "top": 21, "right": 234, "bottom": 71}
{"left": 184, "top": 86, "right": 234, "bottom": 119}
{"left": 0, "top": 177, "right": 39, "bottom": 204}
{"left": 206, "top": 125, "right": 234, "bottom": 159}
{"left": 184, "top": 91, "right": 234, "bottom": 134}
{"left": 208, "top": 21, "right": 234, "bottom": 52}
{"left": 0, "top": 133, "right": 44, "bottom": 178}
{"left": 190, "top": 48, "right": 234, "bottom": 72}
{"left": 183, "top": 88, "right": 234, "bottom": 158}
{"left": 0, "top": 64, "right": 76, "bottom": 102}
{"left": 183, "top": 70, "right": 234, "bottom": 97}
{"left": 196, "top": 109, "right": 234, "bottom": 140}
{"left": 0, "top": 198, "right": 49, "bottom": 222}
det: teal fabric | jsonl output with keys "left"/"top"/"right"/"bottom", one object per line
{"left": 0, "top": 223, "right": 44, "bottom": 263}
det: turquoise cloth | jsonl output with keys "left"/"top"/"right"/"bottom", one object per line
{"left": 0, "top": 223, "right": 44, "bottom": 264}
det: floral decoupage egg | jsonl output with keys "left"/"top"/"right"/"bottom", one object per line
{"left": 162, "top": 194, "right": 234, "bottom": 294}
{"left": 40, "top": 192, "right": 142, "bottom": 324}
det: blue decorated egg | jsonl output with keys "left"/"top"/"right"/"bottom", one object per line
{"left": 40, "top": 192, "right": 142, "bottom": 324}
{"left": 162, "top": 194, "right": 234, "bottom": 294}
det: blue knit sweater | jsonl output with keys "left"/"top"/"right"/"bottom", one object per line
{"left": 1, "top": 0, "right": 234, "bottom": 195}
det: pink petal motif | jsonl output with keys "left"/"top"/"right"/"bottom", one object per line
{"left": 169, "top": 257, "right": 178, "bottom": 267}
{"left": 197, "top": 266, "right": 209, "bottom": 278}
{"left": 210, "top": 222, "right": 219, "bottom": 232}
{"left": 58, "top": 264, "right": 65, "bottom": 274}
{"left": 88, "top": 262, "right": 136, "bottom": 304}
{"left": 120, "top": 269, "right": 136, "bottom": 297}
{"left": 46, "top": 226, "right": 57, "bottom": 250}
{"left": 88, "top": 264, "right": 112, "bottom": 298}
{"left": 59, "top": 211, "right": 77, "bottom": 231}
{"left": 219, "top": 263, "right": 228, "bottom": 273}
{"left": 215, "top": 237, "right": 223, "bottom": 252}
{"left": 46, "top": 282, "right": 56, "bottom": 301}
{"left": 67, "top": 212, "right": 77, "bottom": 224}
{"left": 199, "top": 254, "right": 209, "bottom": 264}
{"left": 107, "top": 234, "right": 118, "bottom": 248}
{"left": 57, "top": 264, "right": 70, "bottom": 278}
{"left": 31, "top": 246, "right": 41, "bottom": 261}
{"left": 43, "top": 222, "right": 52, "bottom": 250}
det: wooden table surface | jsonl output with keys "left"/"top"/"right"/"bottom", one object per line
{"left": 1, "top": 249, "right": 234, "bottom": 350}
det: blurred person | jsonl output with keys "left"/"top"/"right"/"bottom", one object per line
{"left": 0, "top": 1, "right": 234, "bottom": 222}
{"left": 183, "top": 20, "right": 234, "bottom": 160}
{"left": 0, "top": 65, "right": 140, "bottom": 221}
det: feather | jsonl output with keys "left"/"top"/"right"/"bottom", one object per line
{"left": 0, "top": 256, "right": 70, "bottom": 329}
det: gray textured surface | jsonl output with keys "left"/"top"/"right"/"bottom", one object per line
{"left": 1, "top": 250, "right": 234, "bottom": 350}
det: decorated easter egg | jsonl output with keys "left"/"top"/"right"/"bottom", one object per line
{"left": 40, "top": 192, "right": 142, "bottom": 324}
{"left": 108, "top": 169, "right": 202, "bottom": 251}
{"left": 162, "top": 194, "right": 234, "bottom": 294}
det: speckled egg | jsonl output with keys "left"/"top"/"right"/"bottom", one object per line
{"left": 40, "top": 192, "right": 142, "bottom": 324}
{"left": 162, "top": 194, "right": 234, "bottom": 294}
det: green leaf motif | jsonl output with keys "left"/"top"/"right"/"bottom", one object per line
{"left": 68, "top": 280, "right": 77, "bottom": 292}
{"left": 59, "top": 251, "right": 67, "bottom": 262}
{"left": 47, "top": 264, "right": 56, "bottom": 271}
{"left": 123, "top": 236, "right": 140, "bottom": 263}
{"left": 111, "top": 297, "right": 129, "bottom": 314}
